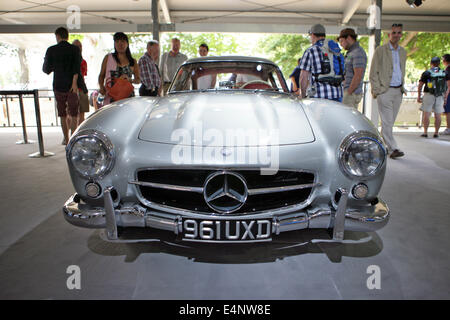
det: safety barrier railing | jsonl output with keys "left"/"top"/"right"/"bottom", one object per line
{"left": 1, "top": 86, "right": 428, "bottom": 130}
{"left": 360, "top": 81, "right": 428, "bottom": 127}
{"left": 0, "top": 90, "right": 54, "bottom": 158}
{"left": 1, "top": 89, "right": 96, "bottom": 128}
{"left": 0, "top": 88, "right": 141, "bottom": 128}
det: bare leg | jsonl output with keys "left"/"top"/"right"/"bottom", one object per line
{"left": 78, "top": 112, "right": 85, "bottom": 127}
{"left": 434, "top": 113, "right": 441, "bottom": 135}
{"left": 423, "top": 112, "right": 430, "bottom": 134}
{"left": 60, "top": 116, "right": 69, "bottom": 144}
{"left": 69, "top": 115, "right": 78, "bottom": 137}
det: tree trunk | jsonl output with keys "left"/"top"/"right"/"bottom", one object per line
{"left": 18, "top": 48, "right": 29, "bottom": 86}
{"left": 400, "top": 32, "right": 418, "bottom": 48}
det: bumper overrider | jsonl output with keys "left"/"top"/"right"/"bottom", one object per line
{"left": 62, "top": 187, "right": 389, "bottom": 243}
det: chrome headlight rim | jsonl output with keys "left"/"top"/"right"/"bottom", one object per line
{"left": 338, "top": 130, "right": 386, "bottom": 178}
{"left": 66, "top": 129, "right": 115, "bottom": 180}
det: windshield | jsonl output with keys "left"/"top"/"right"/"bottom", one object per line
{"left": 169, "top": 61, "right": 288, "bottom": 93}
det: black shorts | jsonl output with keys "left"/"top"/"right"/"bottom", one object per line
{"left": 139, "top": 85, "right": 158, "bottom": 97}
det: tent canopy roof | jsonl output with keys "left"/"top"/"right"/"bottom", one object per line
{"left": 1, "top": 0, "right": 449, "bottom": 34}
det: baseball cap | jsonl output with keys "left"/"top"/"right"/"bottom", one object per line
{"left": 308, "top": 24, "right": 326, "bottom": 35}
{"left": 431, "top": 56, "right": 440, "bottom": 63}
{"left": 337, "top": 28, "right": 357, "bottom": 40}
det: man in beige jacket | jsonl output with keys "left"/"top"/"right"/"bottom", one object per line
{"left": 369, "top": 23, "right": 407, "bottom": 159}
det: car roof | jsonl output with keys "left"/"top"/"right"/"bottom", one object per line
{"left": 182, "top": 56, "right": 278, "bottom": 66}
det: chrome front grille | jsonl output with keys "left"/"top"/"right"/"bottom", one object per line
{"left": 131, "top": 168, "right": 317, "bottom": 215}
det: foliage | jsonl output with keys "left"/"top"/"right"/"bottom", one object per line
{"left": 358, "top": 36, "right": 369, "bottom": 53}
{"left": 68, "top": 33, "right": 84, "bottom": 44}
{"left": 160, "top": 33, "right": 238, "bottom": 58}
{"left": 0, "top": 42, "right": 18, "bottom": 57}
{"left": 378, "top": 31, "right": 450, "bottom": 82}
{"left": 257, "top": 34, "right": 310, "bottom": 75}
{"left": 258, "top": 31, "right": 450, "bottom": 83}
{"left": 402, "top": 32, "right": 450, "bottom": 71}
{"left": 127, "top": 32, "right": 239, "bottom": 62}
{"left": 257, "top": 34, "right": 370, "bottom": 77}
{"left": 128, "top": 34, "right": 153, "bottom": 61}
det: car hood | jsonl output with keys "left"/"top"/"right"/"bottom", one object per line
{"left": 138, "top": 92, "right": 315, "bottom": 147}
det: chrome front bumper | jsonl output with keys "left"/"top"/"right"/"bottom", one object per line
{"left": 63, "top": 187, "right": 389, "bottom": 242}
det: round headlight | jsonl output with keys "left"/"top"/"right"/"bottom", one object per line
{"left": 339, "top": 132, "right": 386, "bottom": 178}
{"left": 67, "top": 130, "right": 114, "bottom": 179}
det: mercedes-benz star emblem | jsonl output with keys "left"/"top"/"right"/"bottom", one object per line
{"left": 203, "top": 171, "right": 248, "bottom": 214}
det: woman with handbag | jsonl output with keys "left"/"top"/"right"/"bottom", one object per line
{"left": 98, "top": 32, "right": 140, "bottom": 105}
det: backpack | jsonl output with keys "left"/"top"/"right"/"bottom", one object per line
{"left": 314, "top": 39, "right": 345, "bottom": 86}
{"left": 426, "top": 67, "right": 447, "bottom": 97}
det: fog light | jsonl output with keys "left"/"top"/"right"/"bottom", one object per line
{"left": 352, "top": 183, "right": 368, "bottom": 199}
{"left": 86, "top": 182, "right": 101, "bottom": 198}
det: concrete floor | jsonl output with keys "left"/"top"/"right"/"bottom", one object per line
{"left": 0, "top": 127, "right": 449, "bottom": 300}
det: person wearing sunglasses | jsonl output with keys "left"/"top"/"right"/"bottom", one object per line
{"left": 369, "top": 23, "right": 407, "bottom": 159}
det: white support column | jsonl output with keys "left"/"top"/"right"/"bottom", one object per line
{"left": 365, "top": 0, "right": 382, "bottom": 128}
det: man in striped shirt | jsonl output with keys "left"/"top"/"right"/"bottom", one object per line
{"left": 138, "top": 40, "right": 161, "bottom": 97}
{"left": 299, "top": 24, "right": 343, "bottom": 102}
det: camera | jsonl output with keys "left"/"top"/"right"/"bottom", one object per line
{"left": 406, "top": 0, "right": 424, "bottom": 8}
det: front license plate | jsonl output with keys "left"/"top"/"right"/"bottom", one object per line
{"left": 182, "top": 218, "right": 272, "bottom": 242}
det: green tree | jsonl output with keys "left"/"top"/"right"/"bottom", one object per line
{"left": 160, "top": 33, "right": 238, "bottom": 58}
{"left": 377, "top": 31, "right": 450, "bottom": 83}
{"left": 127, "top": 32, "right": 239, "bottom": 62}
{"left": 0, "top": 42, "right": 22, "bottom": 87}
{"left": 68, "top": 33, "right": 84, "bottom": 44}
{"left": 128, "top": 33, "right": 153, "bottom": 61}
{"left": 0, "top": 42, "right": 18, "bottom": 57}
{"left": 259, "top": 31, "right": 449, "bottom": 84}
{"left": 258, "top": 34, "right": 310, "bottom": 76}
{"left": 401, "top": 32, "right": 450, "bottom": 71}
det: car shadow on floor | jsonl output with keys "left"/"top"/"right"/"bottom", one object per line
{"left": 86, "top": 228, "right": 384, "bottom": 264}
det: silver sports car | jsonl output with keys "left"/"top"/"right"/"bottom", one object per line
{"left": 63, "top": 56, "right": 389, "bottom": 243}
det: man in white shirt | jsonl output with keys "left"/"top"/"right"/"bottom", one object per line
{"left": 196, "top": 43, "right": 216, "bottom": 90}
{"left": 160, "top": 38, "right": 188, "bottom": 95}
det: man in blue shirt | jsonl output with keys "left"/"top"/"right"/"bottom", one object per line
{"left": 289, "top": 58, "right": 301, "bottom": 94}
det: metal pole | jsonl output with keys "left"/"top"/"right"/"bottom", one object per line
{"left": 152, "top": 0, "right": 160, "bottom": 42}
{"left": 362, "top": 81, "right": 367, "bottom": 115}
{"left": 375, "top": 0, "right": 382, "bottom": 48}
{"left": 29, "top": 89, "right": 54, "bottom": 158}
{"left": 5, "top": 95, "right": 11, "bottom": 127}
{"left": 16, "top": 93, "right": 35, "bottom": 144}
{"left": 19, "top": 94, "right": 27, "bottom": 142}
